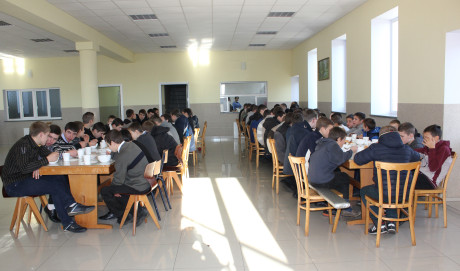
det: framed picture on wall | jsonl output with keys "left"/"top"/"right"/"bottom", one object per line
{"left": 318, "top": 57, "right": 330, "bottom": 81}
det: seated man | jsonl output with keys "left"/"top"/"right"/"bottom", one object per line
{"left": 150, "top": 118, "right": 179, "bottom": 167}
{"left": 249, "top": 105, "right": 267, "bottom": 144}
{"left": 111, "top": 118, "right": 124, "bottom": 131}
{"left": 398, "top": 122, "right": 423, "bottom": 149}
{"left": 106, "top": 115, "right": 116, "bottom": 131}
{"left": 124, "top": 109, "right": 137, "bottom": 125}
{"left": 52, "top": 122, "right": 79, "bottom": 157}
{"left": 87, "top": 122, "right": 107, "bottom": 143}
{"left": 159, "top": 114, "right": 181, "bottom": 144}
{"left": 73, "top": 121, "right": 91, "bottom": 149}
{"left": 1, "top": 122, "right": 94, "bottom": 232}
{"left": 82, "top": 112, "right": 96, "bottom": 141}
{"left": 128, "top": 122, "right": 161, "bottom": 162}
{"left": 273, "top": 112, "right": 293, "bottom": 164}
{"left": 354, "top": 126, "right": 421, "bottom": 234}
{"left": 296, "top": 117, "right": 334, "bottom": 158}
{"left": 389, "top": 119, "right": 401, "bottom": 130}
{"left": 308, "top": 127, "right": 359, "bottom": 217}
{"left": 45, "top": 124, "right": 61, "bottom": 151}
{"left": 362, "top": 118, "right": 380, "bottom": 140}
{"left": 257, "top": 109, "right": 271, "bottom": 147}
{"left": 348, "top": 112, "right": 365, "bottom": 136}
{"left": 414, "top": 125, "right": 452, "bottom": 190}
{"left": 99, "top": 130, "right": 150, "bottom": 224}
{"left": 264, "top": 109, "right": 284, "bottom": 148}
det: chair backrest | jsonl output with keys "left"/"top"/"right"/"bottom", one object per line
{"left": 181, "top": 136, "right": 192, "bottom": 167}
{"left": 246, "top": 125, "right": 252, "bottom": 143}
{"left": 144, "top": 160, "right": 160, "bottom": 187}
{"left": 193, "top": 128, "right": 200, "bottom": 143}
{"left": 201, "top": 121, "right": 207, "bottom": 139}
{"left": 439, "top": 152, "right": 457, "bottom": 193}
{"left": 288, "top": 155, "right": 309, "bottom": 198}
{"left": 375, "top": 161, "right": 421, "bottom": 206}
{"left": 252, "top": 128, "right": 260, "bottom": 149}
{"left": 268, "top": 139, "right": 279, "bottom": 169}
{"left": 236, "top": 119, "right": 242, "bottom": 134}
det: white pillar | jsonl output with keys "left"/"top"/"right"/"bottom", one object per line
{"left": 76, "top": 41, "right": 100, "bottom": 119}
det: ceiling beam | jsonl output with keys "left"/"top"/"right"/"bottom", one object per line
{"left": 0, "top": 0, "right": 134, "bottom": 63}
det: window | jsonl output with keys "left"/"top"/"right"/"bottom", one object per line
{"left": 3, "top": 88, "right": 62, "bottom": 120}
{"left": 307, "top": 49, "right": 318, "bottom": 109}
{"left": 331, "top": 35, "right": 347, "bottom": 113}
{"left": 371, "top": 7, "right": 398, "bottom": 117}
{"left": 219, "top": 82, "right": 267, "bottom": 113}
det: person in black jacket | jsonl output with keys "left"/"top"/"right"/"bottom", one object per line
{"left": 151, "top": 123, "right": 179, "bottom": 166}
{"left": 128, "top": 122, "right": 161, "bottom": 162}
{"left": 354, "top": 125, "right": 421, "bottom": 234}
{"left": 263, "top": 109, "right": 285, "bottom": 148}
{"left": 295, "top": 117, "right": 334, "bottom": 158}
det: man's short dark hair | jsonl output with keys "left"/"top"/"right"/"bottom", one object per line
{"left": 316, "top": 117, "right": 334, "bottom": 131}
{"left": 73, "top": 121, "right": 84, "bottom": 131}
{"left": 161, "top": 113, "right": 172, "bottom": 122}
{"left": 329, "top": 127, "right": 347, "bottom": 141}
{"left": 82, "top": 112, "right": 94, "bottom": 124}
{"left": 257, "top": 104, "right": 267, "bottom": 112}
{"left": 121, "top": 129, "right": 132, "bottom": 142}
{"left": 147, "top": 109, "right": 154, "bottom": 114}
{"left": 112, "top": 118, "right": 124, "bottom": 127}
{"left": 354, "top": 112, "right": 366, "bottom": 120}
{"left": 423, "top": 124, "right": 443, "bottom": 139}
{"left": 49, "top": 124, "right": 61, "bottom": 135}
{"left": 139, "top": 109, "right": 147, "bottom": 115}
{"left": 274, "top": 109, "right": 285, "bottom": 119}
{"left": 346, "top": 114, "right": 354, "bottom": 120}
{"left": 292, "top": 112, "right": 304, "bottom": 124}
{"left": 398, "top": 122, "right": 416, "bottom": 135}
{"left": 390, "top": 119, "right": 401, "bottom": 125}
{"left": 379, "top": 125, "right": 397, "bottom": 136}
{"left": 235, "top": 96, "right": 239, "bottom": 99}
{"left": 105, "top": 130, "right": 124, "bottom": 144}
{"left": 331, "top": 112, "right": 342, "bottom": 119}
{"left": 108, "top": 115, "right": 116, "bottom": 120}
{"left": 29, "top": 121, "right": 50, "bottom": 137}
{"left": 303, "top": 109, "right": 318, "bottom": 122}
{"left": 284, "top": 112, "right": 294, "bottom": 125}
{"left": 183, "top": 108, "right": 193, "bottom": 116}
{"left": 331, "top": 114, "right": 343, "bottom": 125}
{"left": 64, "top": 122, "right": 79, "bottom": 133}
{"left": 142, "top": 120, "right": 155, "bottom": 132}
{"left": 171, "top": 109, "right": 181, "bottom": 117}
{"left": 92, "top": 122, "right": 107, "bottom": 133}
{"left": 151, "top": 117, "right": 162, "bottom": 125}
{"left": 128, "top": 122, "right": 143, "bottom": 133}
{"left": 363, "top": 118, "right": 376, "bottom": 130}
{"left": 126, "top": 109, "right": 134, "bottom": 118}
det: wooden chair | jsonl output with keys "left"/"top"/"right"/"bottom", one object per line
{"left": 288, "top": 155, "right": 342, "bottom": 236}
{"left": 196, "top": 121, "right": 207, "bottom": 158}
{"left": 119, "top": 160, "right": 161, "bottom": 235}
{"left": 247, "top": 125, "right": 256, "bottom": 161}
{"left": 163, "top": 136, "right": 192, "bottom": 196}
{"left": 189, "top": 128, "right": 200, "bottom": 166}
{"left": 236, "top": 119, "right": 244, "bottom": 140}
{"left": 241, "top": 120, "right": 249, "bottom": 151}
{"left": 0, "top": 166, "right": 48, "bottom": 238}
{"left": 268, "top": 138, "right": 292, "bottom": 194}
{"left": 414, "top": 152, "right": 457, "bottom": 228}
{"left": 252, "top": 128, "right": 265, "bottom": 168}
{"left": 364, "top": 161, "right": 421, "bottom": 247}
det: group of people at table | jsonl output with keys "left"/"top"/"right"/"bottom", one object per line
{"left": 1, "top": 108, "right": 199, "bottom": 233}
{"left": 240, "top": 102, "right": 452, "bottom": 234}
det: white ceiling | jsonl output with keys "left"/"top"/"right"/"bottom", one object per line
{"left": 0, "top": 0, "right": 367, "bottom": 58}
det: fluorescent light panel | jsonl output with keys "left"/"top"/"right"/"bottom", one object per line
{"left": 30, "top": 38, "right": 54, "bottom": 42}
{"left": 256, "top": 31, "right": 278, "bottom": 35}
{"left": 0, "top": 20, "right": 11, "bottom": 26}
{"left": 160, "top": 45, "right": 176, "bottom": 48}
{"left": 267, "top": 12, "right": 295, "bottom": 17}
{"left": 129, "top": 14, "right": 157, "bottom": 20}
{"left": 149, "top": 33, "right": 169, "bottom": 37}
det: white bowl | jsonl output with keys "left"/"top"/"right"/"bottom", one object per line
{"left": 49, "top": 159, "right": 59, "bottom": 165}
{"left": 356, "top": 139, "right": 364, "bottom": 145}
{"left": 97, "top": 155, "right": 111, "bottom": 163}
{"left": 91, "top": 145, "right": 98, "bottom": 149}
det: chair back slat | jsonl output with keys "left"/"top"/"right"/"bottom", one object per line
{"left": 375, "top": 161, "right": 421, "bottom": 206}
{"left": 268, "top": 139, "right": 279, "bottom": 168}
{"left": 288, "top": 155, "right": 308, "bottom": 198}
{"left": 181, "top": 136, "right": 192, "bottom": 167}
{"left": 236, "top": 119, "right": 242, "bottom": 135}
{"left": 201, "top": 121, "right": 207, "bottom": 139}
{"left": 440, "top": 152, "right": 457, "bottom": 193}
{"left": 194, "top": 128, "right": 200, "bottom": 143}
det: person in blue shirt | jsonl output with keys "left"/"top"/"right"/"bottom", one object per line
{"left": 362, "top": 118, "right": 380, "bottom": 140}
{"left": 232, "top": 97, "right": 242, "bottom": 111}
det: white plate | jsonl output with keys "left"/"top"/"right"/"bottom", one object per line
{"left": 49, "top": 160, "right": 59, "bottom": 165}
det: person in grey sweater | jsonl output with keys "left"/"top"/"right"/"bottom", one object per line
{"left": 159, "top": 114, "right": 181, "bottom": 144}
{"left": 398, "top": 122, "right": 424, "bottom": 149}
{"left": 307, "top": 127, "right": 359, "bottom": 217}
{"left": 100, "top": 130, "right": 150, "bottom": 224}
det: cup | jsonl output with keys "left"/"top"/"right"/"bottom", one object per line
{"left": 85, "top": 147, "right": 91, "bottom": 155}
{"left": 62, "top": 153, "right": 70, "bottom": 162}
{"left": 358, "top": 146, "right": 365, "bottom": 152}
{"left": 83, "top": 154, "right": 91, "bottom": 165}
{"left": 351, "top": 134, "right": 357, "bottom": 142}
{"left": 345, "top": 136, "right": 352, "bottom": 142}
{"left": 77, "top": 149, "right": 84, "bottom": 159}
{"left": 100, "top": 140, "right": 107, "bottom": 148}
{"left": 363, "top": 137, "right": 369, "bottom": 141}
{"left": 372, "top": 139, "right": 378, "bottom": 144}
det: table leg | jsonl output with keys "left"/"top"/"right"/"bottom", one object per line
{"left": 68, "top": 174, "right": 112, "bottom": 229}
{"left": 346, "top": 168, "right": 374, "bottom": 225}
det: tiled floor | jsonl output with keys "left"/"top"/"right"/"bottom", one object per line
{"left": 1, "top": 138, "right": 460, "bottom": 270}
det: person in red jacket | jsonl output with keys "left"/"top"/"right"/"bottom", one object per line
{"left": 415, "top": 125, "right": 452, "bottom": 189}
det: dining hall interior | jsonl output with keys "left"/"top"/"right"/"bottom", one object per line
{"left": 1, "top": 0, "right": 460, "bottom": 270}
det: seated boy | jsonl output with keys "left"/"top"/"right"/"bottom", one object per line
{"left": 87, "top": 122, "right": 107, "bottom": 143}
{"left": 52, "top": 122, "right": 79, "bottom": 157}
{"left": 362, "top": 118, "right": 380, "bottom": 140}
{"left": 346, "top": 114, "right": 354, "bottom": 130}
{"left": 354, "top": 126, "right": 421, "bottom": 234}
{"left": 389, "top": 119, "right": 400, "bottom": 130}
{"left": 414, "top": 125, "right": 452, "bottom": 190}
{"left": 331, "top": 113, "right": 349, "bottom": 132}
{"left": 308, "top": 127, "right": 359, "bottom": 217}
{"left": 296, "top": 117, "right": 333, "bottom": 158}
{"left": 398, "top": 122, "right": 423, "bottom": 149}
{"left": 348, "top": 112, "right": 365, "bottom": 136}
{"left": 111, "top": 118, "right": 124, "bottom": 131}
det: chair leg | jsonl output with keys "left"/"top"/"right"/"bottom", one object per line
{"left": 409, "top": 206, "right": 416, "bottom": 246}
{"left": 376, "top": 207, "right": 383, "bottom": 248}
{"left": 365, "top": 202, "right": 370, "bottom": 235}
{"left": 396, "top": 208, "right": 400, "bottom": 233}
{"left": 256, "top": 148, "right": 259, "bottom": 168}
{"left": 328, "top": 206, "right": 333, "bottom": 225}
{"left": 435, "top": 197, "right": 439, "bottom": 218}
{"left": 296, "top": 199, "right": 301, "bottom": 226}
{"left": 141, "top": 196, "right": 160, "bottom": 230}
{"left": 159, "top": 177, "right": 172, "bottom": 209}
{"left": 305, "top": 200, "right": 310, "bottom": 236}
{"left": 132, "top": 199, "right": 139, "bottom": 236}
{"left": 428, "top": 196, "right": 433, "bottom": 218}
{"left": 26, "top": 198, "right": 48, "bottom": 232}
{"left": 413, "top": 195, "right": 418, "bottom": 221}
{"left": 119, "top": 196, "right": 135, "bottom": 229}
{"left": 443, "top": 195, "right": 448, "bottom": 228}
{"left": 271, "top": 169, "right": 275, "bottom": 189}
{"left": 150, "top": 189, "right": 161, "bottom": 221}
{"left": 332, "top": 209, "right": 341, "bottom": 233}
{"left": 172, "top": 172, "right": 183, "bottom": 192}
{"left": 14, "top": 198, "right": 27, "bottom": 238}
{"left": 10, "top": 199, "right": 20, "bottom": 230}
{"left": 276, "top": 171, "right": 280, "bottom": 195}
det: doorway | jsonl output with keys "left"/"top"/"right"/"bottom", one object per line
{"left": 98, "top": 85, "right": 124, "bottom": 122}
{"left": 159, "top": 83, "right": 189, "bottom": 114}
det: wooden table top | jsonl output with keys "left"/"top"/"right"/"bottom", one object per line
{"left": 40, "top": 156, "right": 115, "bottom": 175}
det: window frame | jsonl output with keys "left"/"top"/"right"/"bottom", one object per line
{"left": 3, "top": 88, "right": 62, "bottom": 121}
{"left": 219, "top": 81, "right": 268, "bottom": 113}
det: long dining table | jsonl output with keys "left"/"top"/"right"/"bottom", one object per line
{"left": 39, "top": 155, "right": 115, "bottom": 229}
{"left": 340, "top": 159, "right": 374, "bottom": 225}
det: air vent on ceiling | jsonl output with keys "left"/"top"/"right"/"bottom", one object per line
{"left": 267, "top": 12, "right": 295, "bottom": 17}
{"left": 256, "top": 31, "right": 278, "bottom": 35}
{"left": 249, "top": 44, "right": 266, "bottom": 47}
{"left": 149, "top": 33, "right": 169, "bottom": 37}
{"left": 129, "top": 14, "right": 157, "bottom": 20}
{"left": 63, "top": 50, "right": 79, "bottom": 53}
{"left": 31, "top": 38, "right": 54, "bottom": 42}
{"left": 0, "top": 20, "right": 11, "bottom": 26}
{"left": 160, "top": 45, "right": 176, "bottom": 48}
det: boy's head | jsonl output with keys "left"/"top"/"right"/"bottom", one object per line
{"left": 398, "top": 122, "right": 416, "bottom": 144}
{"left": 46, "top": 124, "right": 61, "bottom": 146}
{"left": 331, "top": 114, "right": 343, "bottom": 127}
{"left": 151, "top": 116, "right": 162, "bottom": 126}
{"left": 105, "top": 130, "right": 124, "bottom": 152}
{"left": 142, "top": 120, "right": 155, "bottom": 132}
{"left": 182, "top": 108, "right": 192, "bottom": 118}
{"left": 329, "top": 126, "right": 348, "bottom": 148}
{"left": 303, "top": 109, "right": 318, "bottom": 129}
{"left": 363, "top": 118, "right": 376, "bottom": 132}
{"left": 379, "top": 125, "right": 397, "bottom": 137}
{"left": 171, "top": 109, "right": 181, "bottom": 121}
{"left": 64, "top": 122, "right": 79, "bottom": 142}
{"left": 29, "top": 122, "right": 50, "bottom": 145}
{"left": 147, "top": 109, "right": 155, "bottom": 118}
{"left": 92, "top": 122, "right": 107, "bottom": 138}
{"left": 258, "top": 104, "right": 267, "bottom": 115}
{"left": 161, "top": 113, "right": 172, "bottom": 123}
{"left": 128, "top": 122, "right": 144, "bottom": 140}
{"left": 423, "top": 125, "right": 442, "bottom": 143}
{"left": 346, "top": 114, "right": 354, "bottom": 129}
{"left": 291, "top": 112, "right": 304, "bottom": 125}
{"left": 389, "top": 119, "right": 401, "bottom": 129}
{"left": 111, "top": 118, "right": 124, "bottom": 131}
{"left": 107, "top": 115, "right": 116, "bottom": 126}
{"left": 235, "top": 96, "right": 239, "bottom": 102}
{"left": 274, "top": 109, "right": 285, "bottom": 122}
{"left": 82, "top": 112, "right": 94, "bottom": 125}
{"left": 138, "top": 109, "right": 147, "bottom": 120}
{"left": 126, "top": 109, "right": 135, "bottom": 119}
{"left": 353, "top": 112, "right": 366, "bottom": 127}
{"left": 316, "top": 117, "right": 334, "bottom": 138}
{"left": 73, "top": 121, "right": 85, "bottom": 137}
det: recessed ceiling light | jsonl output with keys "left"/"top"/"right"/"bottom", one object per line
{"left": 30, "top": 38, "right": 54, "bottom": 42}
{"left": 256, "top": 31, "right": 278, "bottom": 35}
{"left": 160, "top": 45, "right": 176, "bottom": 48}
{"left": 149, "top": 33, "right": 169, "bottom": 37}
{"left": 267, "top": 12, "right": 295, "bottom": 17}
{"left": 129, "top": 14, "right": 157, "bottom": 20}
{"left": 63, "top": 50, "right": 79, "bottom": 53}
{"left": 249, "top": 44, "right": 266, "bottom": 47}
{"left": 0, "top": 20, "right": 11, "bottom": 26}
